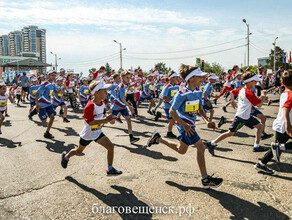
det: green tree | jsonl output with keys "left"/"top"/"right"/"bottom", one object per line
{"left": 105, "top": 62, "right": 112, "bottom": 74}
{"left": 242, "top": 65, "right": 258, "bottom": 72}
{"left": 267, "top": 46, "right": 284, "bottom": 70}
{"left": 153, "top": 62, "right": 171, "bottom": 75}
{"left": 204, "top": 62, "right": 224, "bottom": 74}
{"left": 88, "top": 67, "right": 96, "bottom": 75}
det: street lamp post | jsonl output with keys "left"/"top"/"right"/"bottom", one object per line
{"left": 50, "top": 51, "right": 60, "bottom": 71}
{"left": 242, "top": 19, "right": 251, "bottom": 67}
{"left": 273, "top": 37, "right": 278, "bottom": 73}
{"left": 113, "top": 40, "right": 126, "bottom": 70}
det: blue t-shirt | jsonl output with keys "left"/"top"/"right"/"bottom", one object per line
{"left": 141, "top": 80, "right": 152, "bottom": 97}
{"left": 110, "top": 82, "right": 127, "bottom": 111}
{"left": 156, "top": 83, "right": 165, "bottom": 94}
{"left": 52, "top": 85, "right": 65, "bottom": 106}
{"left": 79, "top": 85, "right": 89, "bottom": 101}
{"left": 234, "top": 80, "right": 242, "bottom": 89}
{"left": 171, "top": 87, "right": 203, "bottom": 133}
{"left": 29, "top": 85, "right": 40, "bottom": 102}
{"left": 37, "top": 81, "right": 58, "bottom": 108}
{"left": 202, "top": 83, "right": 213, "bottom": 106}
{"left": 20, "top": 76, "right": 29, "bottom": 87}
{"left": 161, "top": 83, "right": 179, "bottom": 109}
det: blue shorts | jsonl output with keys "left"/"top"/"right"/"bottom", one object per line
{"left": 203, "top": 103, "right": 213, "bottom": 112}
{"left": 30, "top": 101, "right": 36, "bottom": 107}
{"left": 229, "top": 116, "right": 259, "bottom": 132}
{"left": 39, "top": 105, "right": 56, "bottom": 120}
{"left": 81, "top": 100, "right": 88, "bottom": 108}
{"left": 112, "top": 108, "right": 129, "bottom": 117}
{"left": 139, "top": 95, "right": 153, "bottom": 103}
{"left": 251, "top": 109, "right": 262, "bottom": 117}
{"left": 177, "top": 129, "right": 200, "bottom": 146}
{"left": 164, "top": 108, "right": 172, "bottom": 120}
{"left": 53, "top": 102, "right": 66, "bottom": 109}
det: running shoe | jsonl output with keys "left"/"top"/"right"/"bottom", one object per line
{"left": 267, "top": 100, "right": 272, "bottom": 106}
{"left": 147, "top": 131, "right": 161, "bottom": 147}
{"left": 155, "top": 111, "right": 162, "bottom": 121}
{"left": 0, "top": 129, "right": 2, "bottom": 135}
{"left": 214, "top": 99, "right": 217, "bottom": 105}
{"left": 261, "top": 132, "right": 273, "bottom": 140}
{"left": 59, "top": 109, "right": 64, "bottom": 115}
{"left": 44, "top": 131, "right": 54, "bottom": 139}
{"left": 222, "top": 106, "right": 227, "bottom": 112}
{"left": 206, "top": 142, "right": 215, "bottom": 156}
{"left": 202, "top": 175, "right": 223, "bottom": 189}
{"left": 5, "top": 113, "right": 9, "bottom": 117}
{"left": 152, "top": 110, "right": 156, "bottom": 116}
{"left": 63, "top": 118, "right": 70, "bottom": 123}
{"left": 253, "top": 146, "right": 269, "bottom": 152}
{"left": 130, "top": 136, "right": 140, "bottom": 144}
{"left": 271, "top": 142, "right": 281, "bottom": 163}
{"left": 61, "top": 151, "right": 68, "bottom": 168}
{"left": 254, "top": 163, "right": 274, "bottom": 174}
{"left": 147, "top": 110, "right": 153, "bottom": 115}
{"left": 28, "top": 115, "right": 32, "bottom": 120}
{"left": 218, "top": 116, "right": 226, "bottom": 128}
{"left": 107, "top": 167, "right": 122, "bottom": 176}
{"left": 167, "top": 132, "right": 177, "bottom": 139}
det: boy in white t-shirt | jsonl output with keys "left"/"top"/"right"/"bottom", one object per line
{"left": 206, "top": 71, "right": 269, "bottom": 155}
{"left": 255, "top": 70, "right": 292, "bottom": 174}
{"left": 61, "top": 80, "right": 122, "bottom": 176}
{"left": 0, "top": 84, "right": 14, "bottom": 134}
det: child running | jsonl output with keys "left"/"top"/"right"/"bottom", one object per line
{"left": 110, "top": 70, "right": 140, "bottom": 144}
{"left": 79, "top": 78, "right": 90, "bottom": 108}
{"left": 61, "top": 80, "right": 122, "bottom": 175}
{"left": 0, "top": 83, "right": 14, "bottom": 134}
{"left": 35, "top": 70, "right": 58, "bottom": 139}
{"left": 254, "top": 70, "right": 292, "bottom": 174}
{"left": 206, "top": 71, "right": 269, "bottom": 156}
{"left": 147, "top": 64, "right": 223, "bottom": 189}
{"left": 28, "top": 77, "right": 40, "bottom": 120}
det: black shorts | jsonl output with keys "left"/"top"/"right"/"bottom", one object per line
{"left": 79, "top": 132, "right": 105, "bottom": 146}
{"left": 229, "top": 116, "right": 259, "bottom": 132}
{"left": 22, "top": 87, "right": 28, "bottom": 92}
{"left": 0, "top": 110, "right": 5, "bottom": 115}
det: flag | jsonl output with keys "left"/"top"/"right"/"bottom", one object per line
{"left": 282, "top": 52, "right": 286, "bottom": 64}
{"left": 290, "top": 51, "right": 292, "bottom": 64}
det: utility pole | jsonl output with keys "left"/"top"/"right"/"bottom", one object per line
{"left": 273, "top": 37, "right": 278, "bottom": 73}
{"left": 242, "top": 19, "right": 251, "bottom": 67}
{"left": 113, "top": 40, "right": 126, "bottom": 71}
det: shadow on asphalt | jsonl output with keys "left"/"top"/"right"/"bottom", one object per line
{"left": 214, "top": 155, "right": 255, "bottom": 165}
{"left": 51, "top": 126, "right": 79, "bottom": 137}
{"left": 36, "top": 139, "right": 77, "bottom": 154}
{"left": 65, "top": 176, "right": 152, "bottom": 220}
{"left": 0, "top": 138, "right": 22, "bottom": 148}
{"left": 268, "top": 163, "right": 292, "bottom": 174}
{"left": 165, "top": 181, "right": 290, "bottom": 219}
{"left": 104, "top": 126, "right": 153, "bottom": 138}
{"left": 2, "top": 120, "right": 12, "bottom": 127}
{"left": 200, "top": 128, "right": 254, "bottom": 138}
{"left": 114, "top": 143, "right": 178, "bottom": 162}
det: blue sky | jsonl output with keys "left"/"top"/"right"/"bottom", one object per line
{"left": 1, "top": 0, "right": 291, "bottom": 74}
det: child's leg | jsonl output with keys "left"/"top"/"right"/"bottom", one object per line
{"left": 154, "top": 98, "right": 163, "bottom": 112}
{"left": 124, "top": 115, "right": 132, "bottom": 135}
{"left": 168, "top": 118, "right": 175, "bottom": 133}
{"left": 66, "top": 144, "right": 86, "bottom": 158}
{"left": 97, "top": 135, "right": 114, "bottom": 167}
{"left": 194, "top": 139, "right": 207, "bottom": 177}
{"left": 209, "top": 109, "right": 214, "bottom": 122}
{"left": 253, "top": 123, "right": 264, "bottom": 145}
{"left": 148, "top": 99, "right": 154, "bottom": 111}
{"left": 212, "top": 130, "right": 235, "bottom": 145}
{"left": 160, "top": 138, "right": 189, "bottom": 155}
{"left": 0, "top": 112, "right": 4, "bottom": 129}
{"left": 63, "top": 105, "right": 68, "bottom": 118}
{"left": 256, "top": 114, "right": 266, "bottom": 133}
{"left": 46, "top": 114, "right": 55, "bottom": 133}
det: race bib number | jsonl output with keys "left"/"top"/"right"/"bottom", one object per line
{"left": 0, "top": 100, "right": 7, "bottom": 107}
{"left": 49, "top": 90, "right": 53, "bottom": 96}
{"left": 17, "top": 89, "right": 21, "bottom": 93}
{"left": 32, "top": 90, "right": 37, "bottom": 95}
{"left": 91, "top": 123, "right": 104, "bottom": 130}
{"left": 171, "top": 90, "right": 178, "bottom": 97}
{"left": 185, "top": 100, "right": 199, "bottom": 113}
{"left": 58, "top": 93, "right": 63, "bottom": 97}
{"left": 160, "top": 87, "right": 163, "bottom": 91}
{"left": 84, "top": 90, "right": 89, "bottom": 95}
{"left": 149, "top": 85, "right": 152, "bottom": 90}
{"left": 200, "top": 86, "right": 204, "bottom": 91}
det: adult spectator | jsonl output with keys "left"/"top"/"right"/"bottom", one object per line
{"left": 19, "top": 72, "right": 29, "bottom": 102}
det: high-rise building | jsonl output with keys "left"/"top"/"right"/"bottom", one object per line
{"left": 0, "top": 25, "right": 46, "bottom": 73}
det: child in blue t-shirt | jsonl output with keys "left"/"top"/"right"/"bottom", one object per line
{"left": 79, "top": 78, "right": 90, "bottom": 108}
{"left": 147, "top": 64, "right": 223, "bottom": 189}
{"left": 28, "top": 77, "right": 40, "bottom": 120}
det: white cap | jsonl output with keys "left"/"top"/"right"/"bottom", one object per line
{"left": 169, "top": 72, "right": 179, "bottom": 79}
{"left": 48, "top": 70, "right": 57, "bottom": 75}
{"left": 31, "top": 77, "right": 38, "bottom": 82}
{"left": 56, "top": 77, "right": 63, "bottom": 81}
{"left": 185, "top": 68, "right": 207, "bottom": 82}
{"left": 148, "top": 73, "right": 154, "bottom": 77}
{"left": 243, "top": 74, "right": 262, "bottom": 84}
{"left": 91, "top": 81, "right": 112, "bottom": 95}
{"left": 208, "top": 74, "right": 219, "bottom": 80}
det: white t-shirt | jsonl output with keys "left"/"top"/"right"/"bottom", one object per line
{"left": 233, "top": 88, "right": 261, "bottom": 120}
{"left": 15, "top": 86, "right": 22, "bottom": 95}
{"left": 79, "top": 100, "right": 104, "bottom": 140}
{"left": 224, "top": 74, "right": 232, "bottom": 87}
{"left": 273, "top": 91, "right": 292, "bottom": 134}
{"left": 0, "top": 94, "right": 9, "bottom": 112}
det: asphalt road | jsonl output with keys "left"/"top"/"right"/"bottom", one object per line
{"left": 0, "top": 94, "right": 291, "bottom": 219}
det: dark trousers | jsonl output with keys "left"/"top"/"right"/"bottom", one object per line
{"left": 261, "top": 131, "right": 292, "bottom": 164}
{"left": 256, "top": 85, "right": 262, "bottom": 97}
{"left": 126, "top": 93, "right": 137, "bottom": 115}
